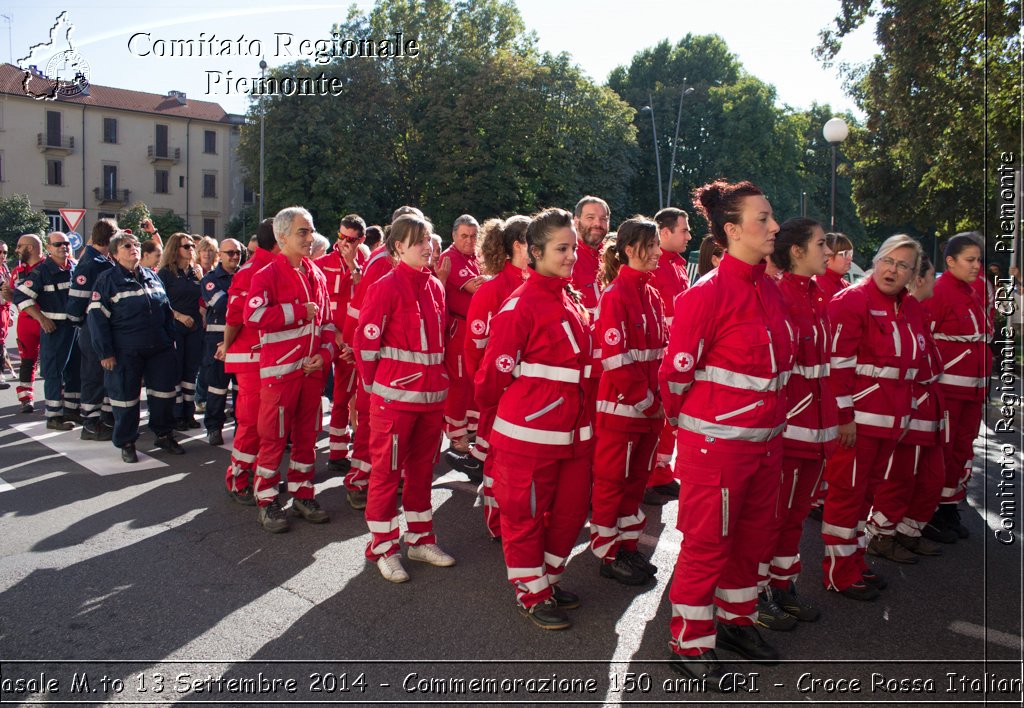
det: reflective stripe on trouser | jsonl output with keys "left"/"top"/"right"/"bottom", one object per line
{"left": 648, "top": 423, "right": 677, "bottom": 487}
{"left": 443, "top": 318, "right": 471, "bottom": 440}
{"left": 78, "top": 318, "right": 107, "bottom": 422}
{"left": 201, "top": 335, "right": 231, "bottom": 431}
{"left": 39, "top": 321, "right": 80, "bottom": 418}
{"left": 766, "top": 456, "right": 824, "bottom": 589}
{"left": 896, "top": 443, "right": 945, "bottom": 536}
{"left": 15, "top": 315, "right": 40, "bottom": 403}
{"left": 669, "top": 441, "right": 783, "bottom": 656}
{"left": 868, "top": 441, "right": 922, "bottom": 538}
{"left": 363, "top": 406, "right": 444, "bottom": 560}
{"left": 105, "top": 345, "right": 177, "bottom": 447}
{"left": 344, "top": 384, "right": 372, "bottom": 491}
{"left": 328, "top": 356, "right": 356, "bottom": 462}
{"left": 171, "top": 322, "right": 203, "bottom": 422}
{"left": 590, "top": 429, "right": 659, "bottom": 560}
{"left": 941, "top": 397, "right": 983, "bottom": 504}
{"left": 225, "top": 370, "right": 260, "bottom": 493}
{"left": 253, "top": 372, "right": 325, "bottom": 506}
{"left": 820, "top": 436, "right": 898, "bottom": 591}
{"left": 476, "top": 407, "right": 501, "bottom": 538}
{"left": 492, "top": 447, "right": 592, "bottom": 609}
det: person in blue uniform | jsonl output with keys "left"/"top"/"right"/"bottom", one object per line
{"left": 199, "top": 238, "right": 243, "bottom": 446}
{"left": 158, "top": 233, "right": 205, "bottom": 431}
{"left": 89, "top": 232, "right": 185, "bottom": 463}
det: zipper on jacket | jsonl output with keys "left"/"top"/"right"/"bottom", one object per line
{"left": 767, "top": 329, "right": 777, "bottom": 373}
{"left": 832, "top": 323, "right": 843, "bottom": 352}
{"left": 944, "top": 350, "right": 970, "bottom": 370}
{"left": 909, "top": 324, "right": 918, "bottom": 360}
{"left": 624, "top": 441, "right": 633, "bottom": 479}
{"left": 390, "top": 372, "right": 423, "bottom": 388}
{"left": 561, "top": 320, "right": 581, "bottom": 354}
{"left": 943, "top": 410, "right": 950, "bottom": 444}
{"left": 892, "top": 325, "right": 902, "bottom": 356}
{"left": 787, "top": 393, "right": 814, "bottom": 420}
{"left": 419, "top": 319, "right": 428, "bottom": 351}
{"left": 968, "top": 310, "right": 980, "bottom": 335}
{"left": 721, "top": 488, "right": 730, "bottom": 537}
{"left": 276, "top": 343, "right": 302, "bottom": 364}
{"left": 851, "top": 383, "right": 881, "bottom": 402}
{"left": 697, "top": 338, "right": 704, "bottom": 362}
{"left": 391, "top": 434, "right": 399, "bottom": 471}
{"left": 278, "top": 406, "right": 285, "bottom": 438}
{"left": 715, "top": 399, "right": 764, "bottom": 422}
{"left": 788, "top": 468, "right": 799, "bottom": 510}
{"left": 524, "top": 396, "right": 565, "bottom": 422}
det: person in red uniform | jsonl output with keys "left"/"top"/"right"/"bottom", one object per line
{"left": 354, "top": 213, "right": 454, "bottom": 583}
{"left": 756, "top": 218, "right": 836, "bottom": 631}
{"left": 923, "top": 233, "right": 992, "bottom": 540}
{"left": 316, "top": 214, "right": 365, "bottom": 474}
{"left": 244, "top": 207, "right": 336, "bottom": 533}
{"left": 822, "top": 234, "right": 922, "bottom": 601}
{"left": 867, "top": 253, "right": 948, "bottom": 558}
{"left": 659, "top": 180, "right": 793, "bottom": 688}
{"left": 465, "top": 216, "right": 530, "bottom": 540}
{"left": 222, "top": 219, "right": 277, "bottom": 505}
{"left": 571, "top": 196, "right": 610, "bottom": 317}
{"left": 439, "top": 215, "right": 485, "bottom": 473}
{"left": 476, "top": 207, "right": 594, "bottom": 631}
{"left": 590, "top": 217, "right": 666, "bottom": 585}
{"left": 342, "top": 207, "right": 420, "bottom": 509}
{"left": 645, "top": 207, "right": 692, "bottom": 503}
{"left": 4, "top": 235, "right": 44, "bottom": 413}
{"left": 0, "top": 241, "right": 11, "bottom": 388}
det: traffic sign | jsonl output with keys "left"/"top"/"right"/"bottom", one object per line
{"left": 67, "top": 232, "right": 83, "bottom": 251}
{"left": 59, "top": 208, "right": 86, "bottom": 233}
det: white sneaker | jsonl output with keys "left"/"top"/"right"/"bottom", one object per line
{"left": 377, "top": 555, "right": 409, "bottom": 583}
{"left": 407, "top": 543, "right": 456, "bottom": 567}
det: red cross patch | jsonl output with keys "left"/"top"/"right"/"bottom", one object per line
{"left": 673, "top": 352, "right": 695, "bottom": 373}
{"left": 206, "top": 282, "right": 215, "bottom": 291}
{"left": 470, "top": 319, "right": 486, "bottom": 336}
{"left": 495, "top": 354, "right": 515, "bottom": 373}
{"left": 76, "top": 275, "right": 87, "bottom": 285}
{"left": 363, "top": 324, "right": 380, "bottom": 340}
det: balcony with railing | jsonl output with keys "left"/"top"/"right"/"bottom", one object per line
{"left": 147, "top": 145, "right": 181, "bottom": 164}
{"left": 94, "top": 188, "right": 131, "bottom": 205}
{"left": 37, "top": 133, "right": 75, "bottom": 154}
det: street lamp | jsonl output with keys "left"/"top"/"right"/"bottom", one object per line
{"left": 640, "top": 93, "right": 663, "bottom": 211}
{"left": 259, "top": 58, "right": 267, "bottom": 222}
{"left": 823, "top": 117, "right": 849, "bottom": 231}
{"left": 665, "top": 84, "right": 695, "bottom": 207}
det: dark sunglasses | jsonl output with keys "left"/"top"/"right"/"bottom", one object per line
{"left": 180, "top": 243, "right": 195, "bottom": 250}
{"left": 49, "top": 241, "right": 71, "bottom": 248}
{"left": 220, "top": 250, "right": 241, "bottom": 257}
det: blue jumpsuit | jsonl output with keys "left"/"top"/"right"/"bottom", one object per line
{"left": 199, "top": 263, "right": 233, "bottom": 433}
{"left": 159, "top": 266, "right": 203, "bottom": 424}
{"left": 68, "top": 245, "right": 115, "bottom": 426}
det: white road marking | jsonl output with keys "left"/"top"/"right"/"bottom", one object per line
{"left": 949, "top": 620, "right": 1021, "bottom": 649}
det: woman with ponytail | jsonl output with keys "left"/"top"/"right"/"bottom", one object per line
{"left": 589, "top": 217, "right": 667, "bottom": 585}
{"left": 475, "top": 208, "right": 594, "bottom": 631}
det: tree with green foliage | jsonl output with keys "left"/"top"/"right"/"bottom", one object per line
{"left": 0, "top": 194, "right": 48, "bottom": 251}
{"left": 816, "top": 0, "right": 1019, "bottom": 243}
{"left": 117, "top": 202, "right": 188, "bottom": 241}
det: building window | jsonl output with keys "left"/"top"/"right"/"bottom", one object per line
{"left": 46, "top": 110, "right": 62, "bottom": 146}
{"left": 103, "top": 165, "right": 118, "bottom": 198}
{"left": 203, "top": 173, "right": 216, "bottom": 198}
{"left": 43, "top": 211, "right": 62, "bottom": 232}
{"left": 179, "top": 175, "right": 185, "bottom": 188}
{"left": 203, "top": 218, "right": 216, "bottom": 238}
{"left": 0, "top": 152, "right": 4, "bottom": 182}
{"left": 155, "top": 124, "right": 169, "bottom": 157}
{"left": 103, "top": 117, "right": 118, "bottom": 144}
{"left": 46, "top": 159, "right": 63, "bottom": 186}
{"left": 243, "top": 185, "right": 254, "bottom": 205}
{"left": 155, "top": 170, "right": 169, "bottom": 194}
{"left": 204, "top": 130, "right": 216, "bottom": 154}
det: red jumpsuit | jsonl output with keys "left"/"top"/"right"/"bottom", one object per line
{"left": 464, "top": 261, "right": 528, "bottom": 538}
{"left": 822, "top": 278, "right": 917, "bottom": 591}
{"left": 354, "top": 261, "right": 448, "bottom": 560}
{"left": 649, "top": 250, "right": 690, "bottom": 485}
{"left": 590, "top": 266, "right": 667, "bottom": 561}
{"left": 924, "top": 274, "right": 992, "bottom": 504}
{"left": 10, "top": 261, "right": 42, "bottom": 406}
{"left": 441, "top": 246, "right": 481, "bottom": 441}
{"left": 659, "top": 254, "right": 794, "bottom": 656}
{"left": 475, "top": 272, "right": 594, "bottom": 609}
{"left": 571, "top": 238, "right": 603, "bottom": 316}
{"left": 343, "top": 246, "right": 396, "bottom": 493}
{"left": 811, "top": 267, "right": 848, "bottom": 509}
{"left": 869, "top": 296, "right": 946, "bottom": 539}
{"left": 763, "top": 273, "right": 838, "bottom": 591}
{"left": 316, "top": 246, "right": 358, "bottom": 467}
{"left": 224, "top": 247, "right": 274, "bottom": 493}
{"left": 244, "top": 253, "right": 336, "bottom": 506}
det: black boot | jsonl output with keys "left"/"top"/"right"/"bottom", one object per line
{"left": 716, "top": 623, "right": 780, "bottom": 664}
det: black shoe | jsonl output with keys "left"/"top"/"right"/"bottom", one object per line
{"left": 946, "top": 505, "right": 969, "bottom": 539}
{"left": 620, "top": 548, "right": 657, "bottom": 576}
{"left": 207, "top": 429, "right": 224, "bottom": 446}
{"left": 837, "top": 581, "right": 880, "bottom": 601}
{"left": 896, "top": 532, "right": 943, "bottom": 556}
{"left": 551, "top": 585, "right": 580, "bottom": 610}
{"left": 175, "top": 419, "right": 189, "bottom": 432}
{"left": 20, "top": 401, "right": 33, "bottom": 414}
{"left": 226, "top": 485, "right": 256, "bottom": 506}
{"left": 81, "top": 422, "right": 112, "bottom": 441}
{"left": 63, "top": 410, "right": 82, "bottom": 424}
{"left": 0, "top": 380, "right": 9, "bottom": 390}
{"left": 716, "top": 623, "right": 779, "bottom": 664}
{"left": 807, "top": 505, "right": 823, "bottom": 522}
{"left": 922, "top": 517, "right": 958, "bottom": 544}
{"left": 258, "top": 499, "right": 289, "bottom": 533}
{"left": 867, "top": 535, "right": 919, "bottom": 564}
{"left": 292, "top": 497, "right": 330, "bottom": 523}
{"left": 444, "top": 449, "right": 483, "bottom": 481}
{"left": 651, "top": 481, "right": 680, "bottom": 497}
{"left": 600, "top": 551, "right": 650, "bottom": 586}
{"left": 861, "top": 570, "right": 888, "bottom": 589}
{"left": 774, "top": 583, "right": 821, "bottom": 622}
{"left": 669, "top": 650, "right": 732, "bottom": 691}
{"left": 121, "top": 443, "right": 138, "bottom": 464}
{"left": 327, "top": 457, "right": 352, "bottom": 474}
{"left": 154, "top": 434, "right": 185, "bottom": 455}
{"left": 346, "top": 488, "right": 367, "bottom": 510}
{"left": 45, "top": 416, "right": 74, "bottom": 431}
{"left": 756, "top": 589, "right": 798, "bottom": 631}
{"left": 518, "top": 598, "right": 570, "bottom": 630}
{"left": 642, "top": 488, "right": 671, "bottom": 506}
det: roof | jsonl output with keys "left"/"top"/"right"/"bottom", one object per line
{"left": 0, "top": 63, "right": 237, "bottom": 123}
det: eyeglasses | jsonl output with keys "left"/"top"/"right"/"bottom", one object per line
{"left": 220, "top": 250, "right": 241, "bottom": 257}
{"left": 180, "top": 243, "right": 195, "bottom": 250}
{"left": 49, "top": 241, "right": 71, "bottom": 248}
{"left": 835, "top": 250, "right": 853, "bottom": 259}
{"left": 338, "top": 232, "right": 361, "bottom": 243}
{"left": 878, "top": 256, "right": 913, "bottom": 272}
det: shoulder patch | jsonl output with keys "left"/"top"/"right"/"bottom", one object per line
{"left": 76, "top": 274, "right": 87, "bottom": 285}
{"left": 24, "top": 280, "right": 33, "bottom": 289}
{"left": 470, "top": 319, "right": 486, "bottom": 336}
{"left": 604, "top": 328, "right": 622, "bottom": 346}
{"left": 673, "top": 352, "right": 695, "bottom": 373}
{"left": 362, "top": 323, "right": 380, "bottom": 340}
{"left": 91, "top": 291, "right": 100, "bottom": 301}
{"left": 495, "top": 354, "right": 515, "bottom": 373}
{"left": 248, "top": 295, "right": 265, "bottom": 309}
{"left": 206, "top": 281, "right": 216, "bottom": 291}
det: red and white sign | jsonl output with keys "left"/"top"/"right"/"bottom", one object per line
{"left": 59, "top": 208, "right": 86, "bottom": 233}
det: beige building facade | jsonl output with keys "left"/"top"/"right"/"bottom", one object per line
{"left": 0, "top": 63, "right": 247, "bottom": 241}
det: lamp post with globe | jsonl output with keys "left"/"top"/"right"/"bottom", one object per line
{"left": 823, "top": 117, "right": 849, "bottom": 231}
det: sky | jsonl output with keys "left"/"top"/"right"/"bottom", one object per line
{"left": 0, "top": 0, "right": 878, "bottom": 118}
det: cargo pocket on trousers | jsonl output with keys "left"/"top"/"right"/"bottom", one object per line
{"left": 677, "top": 462, "right": 725, "bottom": 542}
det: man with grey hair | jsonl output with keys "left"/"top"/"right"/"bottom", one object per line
{"left": 244, "top": 207, "right": 337, "bottom": 533}
{"left": 438, "top": 214, "right": 485, "bottom": 476}
{"left": 572, "top": 196, "right": 611, "bottom": 314}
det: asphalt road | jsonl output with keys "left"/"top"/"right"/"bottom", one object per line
{"left": 0, "top": 361, "right": 1021, "bottom": 707}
